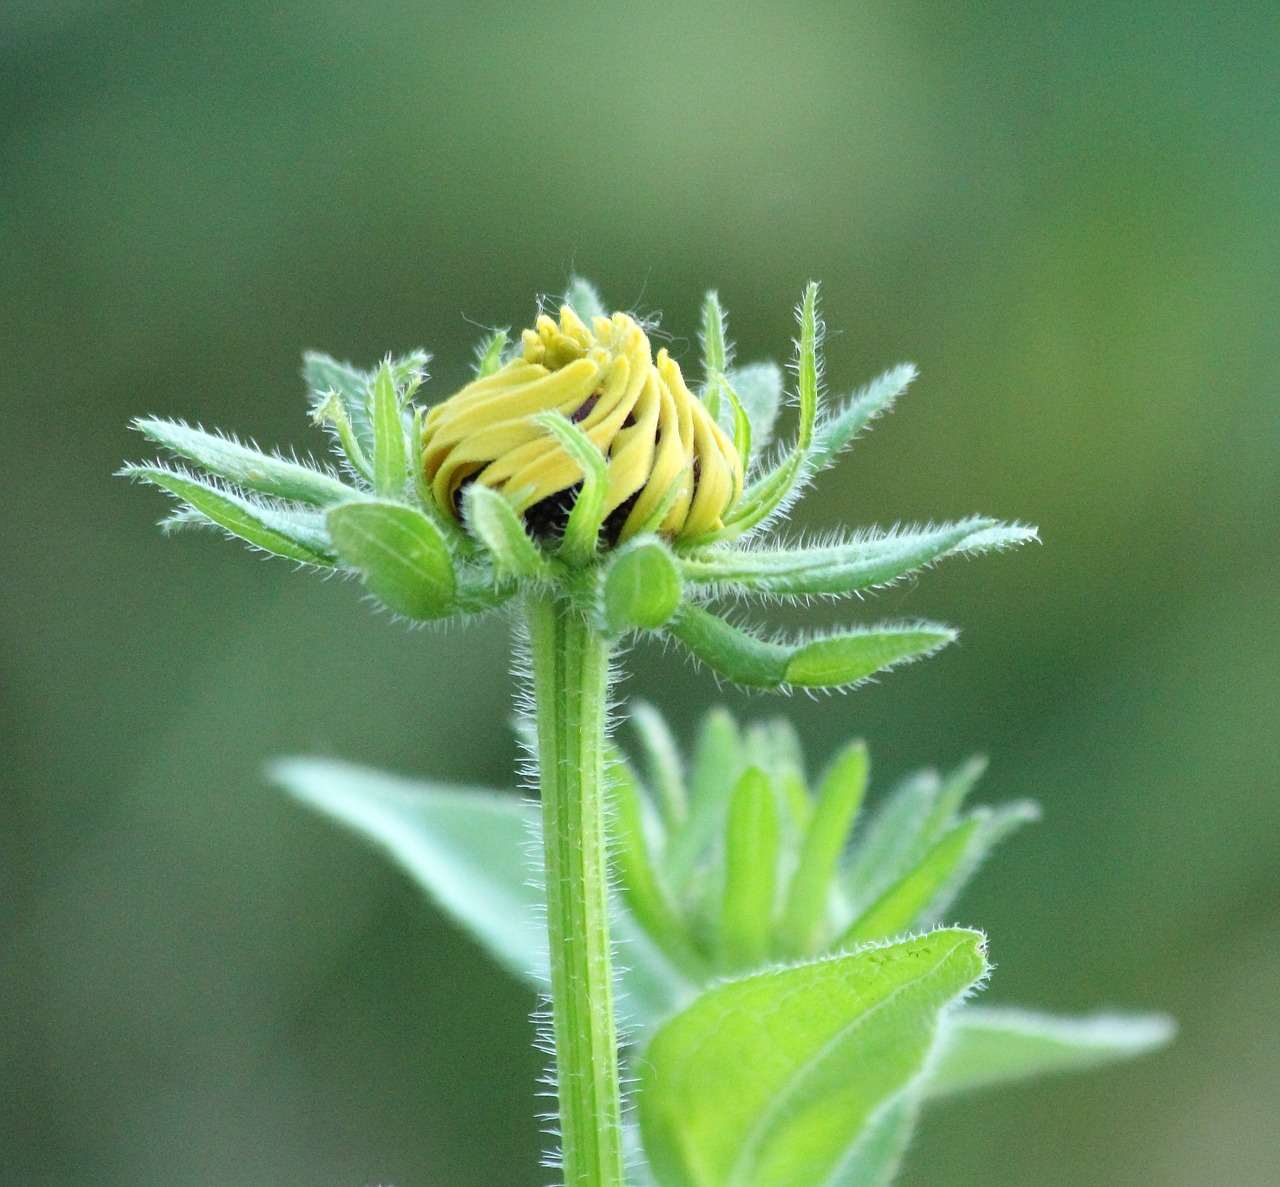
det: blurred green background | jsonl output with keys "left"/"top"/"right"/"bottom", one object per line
{"left": 2, "top": 1, "right": 1277, "bottom": 1184}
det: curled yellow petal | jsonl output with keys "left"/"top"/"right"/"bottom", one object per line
{"left": 421, "top": 307, "right": 742, "bottom": 547}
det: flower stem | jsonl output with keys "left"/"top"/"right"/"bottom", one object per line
{"left": 526, "top": 589, "right": 625, "bottom": 1187}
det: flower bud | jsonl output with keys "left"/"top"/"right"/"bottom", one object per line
{"left": 421, "top": 307, "right": 743, "bottom": 547}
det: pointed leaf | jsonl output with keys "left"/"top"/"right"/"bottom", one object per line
{"left": 841, "top": 769, "right": 942, "bottom": 912}
{"left": 303, "top": 352, "right": 376, "bottom": 462}
{"left": 272, "top": 758, "right": 547, "bottom": 981}
{"left": 827, "top": 1093, "right": 919, "bottom": 1187}
{"left": 700, "top": 290, "right": 729, "bottom": 421}
{"left": 272, "top": 757, "right": 693, "bottom": 1029}
{"left": 133, "top": 418, "right": 358, "bottom": 506}
{"left": 776, "top": 741, "right": 867, "bottom": 957}
{"left": 637, "top": 929, "right": 988, "bottom": 1187}
{"left": 534, "top": 410, "right": 609, "bottom": 561}
{"left": 718, "top": 767, "right": 780, "bottom": 971}
{"left": 604, "top": 538, "right": 684, "bottom": 632}
{"left": 806, "top": 363, "right": 917, "bottom": 475}
{"left": 326, "top": 499, "right": 457, "bottom": 619}
{"left": 664, "top": 707, "right": 744, "bottom": 890}
{"left": 927, "top": 1007, "right": 1175, "bottom": 1098}
{"left": 681, "top": 520, "right": 1038, "bottom": 597}
{"left": 123, "top": 464, "right": 334, "bottom": 565}
{"left": 629, "top": 701, "right": 688, "bottom": 830}
{"left": 372, "top": 361, "right": 408, "bottom": 498}
{"left": 474, "top": 329, "right": 510, "bottom": 378}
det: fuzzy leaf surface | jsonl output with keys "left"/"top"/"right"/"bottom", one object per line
{"left": 927, "top": 1007, "right": 1175, "bottom": 1098}
{"left": 681, "top": 520, "right": 1036, "bottom": 597}
{"left": 303, "top": 352, "right": 375, "bottom": 458}
{"left": 133, "top": 418, "right": 358, "bottom": 506}
{"left": 326, "top": 499, "right": 456, "bottom": 620}
{"left": 637, "top": 929, "right": 988, "bottom": 1187}
{"left": 123, "top": 465, "right": 334, "bottom": 565}
{"left": 805, "top": 364, "right": 917, "bottom": 474}
{"left": 723, "top": 362, "right": 783, "bottom": 453}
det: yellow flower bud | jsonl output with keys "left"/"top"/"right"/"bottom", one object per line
{"left": 421, "top": 307, "right": 743, "bottom": 547}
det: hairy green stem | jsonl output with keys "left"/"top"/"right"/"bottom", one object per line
{"left": 526, "top": 590, "right": 625, "bottom": 1187}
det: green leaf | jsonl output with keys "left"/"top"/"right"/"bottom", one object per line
{"left": 776, "top": 741, "right": 867, "bottom": 957}
{"left": 604, "top": 538, "right": 684, "bottom": 633}
{"left": 927, "top": 1007, "right": 1175, "bottom": 1098}
{"left": 461, "top": 482, "right": 550, "bottom": 580}
{"left": 681, "top": 520, "right": 1038, "bottom": 598}
{"left": 718, "top": 767, "right": 780, "bottom": 971}
{"left": 564, "top": 276, "right": 608, "bottom": 325}
{"left": 700, "top": 291, "right": 730, "bottom": 421}
{"left": 629, "top": 700, "right": 688, "bottom": 830}
{"left": 326, "top": 499, "right": 457, "bottom": 620}
{"left": 664, "top": 707, "right": 744, "bottom": 890}
{"left": 272, "top": 757, "right": 692, "bottom": 1030}
{"left": 303, "top": 352, "right": 377, "bottom": 465}
{"left": 668, "top": 606, "right": 955, "bottom": 690}
{"left": 272, "top": 757, "right": 547, "bottom": 981}
{"left": 122, "top": 464, "right": 335, "bottom": 565}
{"left": 132, "top": 418, "right": 359, "bottom": 506}
{"left": 841, "top": 770, "right": 943, "bottom": 912}
{"left": 723, "top": 362, "right": 783, "bottom": 453}
{"left": 806, "top": 363, "right": 917, "bottom": 475}
{"left": 794, "top": 280, "right": 821, "bottom": 453}
{"left": 828, "top": 1093, "right": 919, "bottom": 1187}
{"left": 637, "top": 929, "right": 989, "bottom": 1187}
{"left": 371, "top": 361, "right": 408, "bottom": 498}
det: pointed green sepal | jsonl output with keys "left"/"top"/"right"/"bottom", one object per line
{"left": 722, "top": 362, "right": 782, "bottom": 453}
{"left": 564, "top": 276, "right": 607, "bottom": 325}
{"left": 132, "top": 417, "right": 359, "bottom": 507}
{"left": 461, "top": 483, "right": 551, "bottom": 581}
{"left": 533, "top": 411, "right": 609, "bottom": 562}
{"left": 603, "top": 537, "right": 683, "bottom": 633}
{"left": 473, "top": 329, "right": 510, "bottom": 379}
{"left": 371, "top": 361, "right": 408, "bottom": 499}
{"left": 668, "top": 605, "right": 955, "bottom": 690}
{"left": 718, "top": 766, "right": 780, "bottom": 972}
{"left": 303, "top": 351, "right": 375, "bottom": 465}
{"left": 700, "top": 290, "right": 730, "bottom": 421}
{"left": 637, "top": 929, "right": 989, "bottom": 1187}
{"left": 122, "top": 464, "right": 335, "bottom": 565}
{"left": 806, "top": 362, "right": 917, "bottom": 475}
{"left": 681, "top": 519, "right": 1038, "bottom": 598}
{"left": 326, "top": 498, "right": 457, "bottom": 620}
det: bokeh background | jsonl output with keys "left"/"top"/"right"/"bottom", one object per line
{"left": 3, "top": 2, "right": 1278, "bottom": 1184}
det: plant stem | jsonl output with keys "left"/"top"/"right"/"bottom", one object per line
{"left": 526, "top": 589, "right": 625, "bottom": 1187}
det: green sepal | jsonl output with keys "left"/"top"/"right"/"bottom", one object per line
{"left": 132, "top": 418, "right": 359, "bottom": 507}
{"left": 722, "top": 362, "right": 782, "bottom": 453}
{"left": 534, "top": 411, "right": 609, "bottom": 562}
{"left": 564, "top": 275, "right": 608, "bottom": 325}
{"left": 668, "top": 605, "right": 955, "bottom": 690}
{"left": 461, "top": 483, "right": 551, "bottom": 581}
{"left": 681, "top": 519, "right": 1038, "bottom": 598}
{"left": 804, "top": 362, "right": 917, "bottom": 475}
{"left": 603, "top": 537, "right": 684, "bottom": 633}
{"left": 927, "top": 1007, "right": 1176, "bottom": 1098}
{"left": 122, "top": 464, "right": 335, "bottom": 565}
{"left": 311, "top": 391, "right": 374, "bottom": 481}
{"left": 718, "top": 766, "right": 780, "bottom": 972}
{"left": 372, "top": 361, "right": 408, "bottom": 499}
{"left": 473, "top": 329, "right": 510, "bottom": 378}
{"left": 636, "top": 929, "right": 989, "bottom": 1187}
{"left": 303, "top": 351, "right": 376, "bottom": 464}
{"left": 326, "top": 498, "right": 457, "bottom": 620}
{"left": 699, "top": 291, "right": 730, "bottom": 420}
{"left": 775, "top": 740, "right": 868, "bottom": 957}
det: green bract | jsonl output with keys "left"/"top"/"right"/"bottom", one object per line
{"left": 122, "top": 279, "right": 1036, "bottom": 694}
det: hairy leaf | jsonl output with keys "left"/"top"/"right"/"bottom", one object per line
{"left": 638, "top": 929, "right": 988, "bottom": 1187}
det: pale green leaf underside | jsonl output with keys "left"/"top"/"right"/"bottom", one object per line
{"left": 638, "top": 930, "right": 987, "bottom": 1187}
{"left": 271, "top": 758, "right": 691, "bottom": 1026}
{"left": 926, "top": 1006, "right": 1176, "bottom": 1098}
{"left": 271, "top": 757, "right": 548, "bottom": 981}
